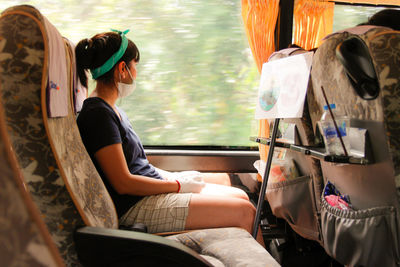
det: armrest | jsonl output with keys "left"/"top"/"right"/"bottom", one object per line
{"left": 73, "top": 226, "right": 212, "bottom": 267}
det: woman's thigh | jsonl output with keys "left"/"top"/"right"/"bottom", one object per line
{"left": 200, "top": 183, "right": 249, "bottom": 200}
{"left": 120, "top": 193, "right": 192, "bottom": 233}
{"left": 185, "top": 193, "right": 256, "bottom": 232}
{"left": 202, "top": 172, "right": 231, "bottom": 186}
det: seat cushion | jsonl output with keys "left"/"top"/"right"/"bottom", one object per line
{"left": 167, "top": 227, "right": 280, "bottom": 267}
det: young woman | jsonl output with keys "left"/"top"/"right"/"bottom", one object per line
{"left": 75, "top": 30, "right": 264, "bottom": 246}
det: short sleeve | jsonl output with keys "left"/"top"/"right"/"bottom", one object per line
{"left": 77, "top": 107, "right": 122, "bottom": 155}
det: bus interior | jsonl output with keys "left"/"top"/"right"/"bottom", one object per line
{"left": 1, "top": 0, "right": 400, "bottom": 266}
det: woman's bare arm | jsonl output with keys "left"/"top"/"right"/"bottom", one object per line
{"left": 94, "top": 143, "right": 179, "bottom": 195}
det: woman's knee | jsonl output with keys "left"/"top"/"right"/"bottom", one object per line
{"left": 233, "top": 187, "right": 250, "bottom": 200}
{"left": 239, "top": 201, "right": 256, "bottom": 222}
{"left": 185, "top": 195, "right": 255, "bottom": 230}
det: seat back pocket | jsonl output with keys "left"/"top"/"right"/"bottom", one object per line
{"left": 266, "top": 175, "right": 320, "bottom": 241}
{"left": 321, "top": 195, "right": 399, "bottom": 267}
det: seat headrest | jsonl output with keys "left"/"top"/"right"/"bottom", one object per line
{"left": 335, "top": 36, "right": 380, "bottom": 100}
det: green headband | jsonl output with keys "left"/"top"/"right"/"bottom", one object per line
{"left": 90, "top": 29, "right": 130, "bottom": 79}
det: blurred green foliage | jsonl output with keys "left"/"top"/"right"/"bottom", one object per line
{"left": 332, "top": 5, "right": 389, "bottom": 33}
{"left": 118, "top": 0, "right": 260, "bottom": 146}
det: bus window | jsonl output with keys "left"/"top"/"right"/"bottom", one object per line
{"left": 117, "top": 1, "right": 259, "bottom": 148}
{"left": 1, "top": 0, "right": 259, "bottom": 148}
{"left": 332, "top": 4, "right": 399, "bottom": 32}
{"left": 3, "top": 1, "right": 397, "bottom": 148}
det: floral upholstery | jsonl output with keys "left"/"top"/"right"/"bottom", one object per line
{"left": 46, "top": 40, "right": 118, "bottom": 229}
{"left": 0, "top": 112, "right": 63, "bottom": 266}
{"left": 311, "top": 27, "right": 400, "bottom": 201}
{"left": 368, "top": 31, "right": 400, "bottom": 202}
{"left": 310, "top": 31, "right": 384, "bottom": 125}
{"left": 0, "top": 5, "right": 83, "bottom": 265}
{"left": 311, "top": 27, "right": 400, "bottom": 174}
{"left": 311, "top": 27, "right": 400, "bottom": 265}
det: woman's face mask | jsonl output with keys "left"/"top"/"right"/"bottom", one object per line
{"left": 117, "top": 67, "right": 136, "bottom": 98}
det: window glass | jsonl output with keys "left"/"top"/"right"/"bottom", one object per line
{"left": 332, "top": 4, "right": 397, "bottom": 32}
{"left": 2, "top": 0, "right": 259, "bottom": 147}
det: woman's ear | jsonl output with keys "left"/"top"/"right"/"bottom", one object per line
{"left": 117, "top": 62, "right": 126, "bottom": 78}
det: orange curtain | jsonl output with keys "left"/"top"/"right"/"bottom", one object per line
{"left": 241, "top": 0, "right": 280, "bottom": 72}
{"left": 332, "top": 0, "right": 400, "bottom": 5}
{"left": 294, "top": 0, "right": 334, "bottom": 50}
{"left": 241, "top": 0, "right": 280, "bottom": 174}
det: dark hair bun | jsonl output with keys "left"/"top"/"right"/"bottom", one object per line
{"left": 75, "top": 38, "right": 95, "bottom": 69}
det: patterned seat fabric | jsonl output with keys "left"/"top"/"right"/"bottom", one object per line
{"left": 311, "top": 27, "right": 400, "bottom": 266}
{"left": 46, "top": 40, "right": 119, "bottom": 229}
{"left": 0, "top": 101, "right": 63, "bottom": 266}
{"left": 0, "top": 5, "right": 84, "bottom": 265}
{"left": 311, "top": 27, "right": 400, "bottom": 205}
{"left": 311, "top": 27, "right": 400, "bottom": 166}
{"left": 0, "top": 4, "right": 280, "bottom": 267}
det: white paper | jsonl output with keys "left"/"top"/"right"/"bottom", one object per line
{"left": 255, "top": 52, "right": 313, "bottom": 119}
{"left": 253, "top": 159, "right": 267, "bottom": 177}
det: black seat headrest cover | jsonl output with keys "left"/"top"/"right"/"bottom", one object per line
{"left": 336, "top": 36, "right": 380, "bottom": 100}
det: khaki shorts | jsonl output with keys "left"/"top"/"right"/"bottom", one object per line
{"left": 119, "top": 193, "right": 192, "bottom": 233}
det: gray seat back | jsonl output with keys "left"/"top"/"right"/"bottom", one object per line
{"left": 263, "top": 48, "right": 323, "bottom": 243}
{"left": 310, "top": 26, "right": 400, "bottom": 266}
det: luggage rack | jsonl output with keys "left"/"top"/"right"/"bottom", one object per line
{"left": 250, "top": 136, "right": 371, "bottom": 165}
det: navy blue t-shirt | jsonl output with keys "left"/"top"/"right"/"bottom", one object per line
{"left": 77, "top": 97, "right": 162, "bottom": 217}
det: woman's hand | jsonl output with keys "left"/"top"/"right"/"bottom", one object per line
{"left": 178, "top": 171, "right": 203, "bottom": 182}
{"left": 155, "top": 168, "right": 205, "bottom": 192}
{"left": 177, "top": 177, "right": 205, "bottom": 193}
{"left": 156, "top": 168, "right": 204, "bottom": 183}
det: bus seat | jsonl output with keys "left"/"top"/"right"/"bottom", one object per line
{"left": 0, "top": 5, "right": 280, "bottom": 267}
{"left": 310, "top": 26, "right": 400, "bottom": 266}
{"left": 0, "top": 5, "right": 84, "bottom": 265}
{"left": 336, "top": 35, "right": 380, "bottom": 100}
{"left": 74, "top": 226, "right": 280, "bottom": 267}
{"left": 262, "top": 47, "right": 323, "bottom": 244}
{"left": 0, "top": 100, "right": 64, "bottom": 266}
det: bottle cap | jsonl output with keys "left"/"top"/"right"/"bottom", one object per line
{"left": 323, "top": 103, "right": 336, "bottom": 110}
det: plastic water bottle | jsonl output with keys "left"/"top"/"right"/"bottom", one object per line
{"left": 318, "top": 104, "right": 350, "bottom": 155}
